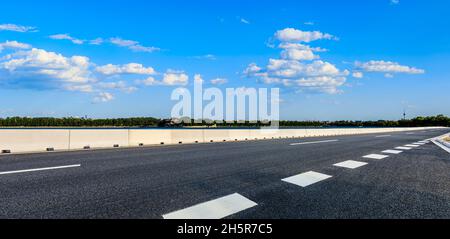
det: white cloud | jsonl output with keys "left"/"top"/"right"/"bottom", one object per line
{"left": 244, "top": 63, "right": 262, "bottom": 75}
{"left": 49, "top": 34, "right": 85, "bottom": 45}
{"left": 193, "top": 54, "right": 216, "bottom": 60}
{"left": 98, "top": 81, "right": 137, "bottom": 93}
{"left": 245, "top": 28, "right": 347, "bottom": 94}
{"left": 136, "top": 71, "right": 189, "bottom": 86}
{"left": 304, "top": 22, "right": 315, "bottom": 26}
{"left": 210, "top": 78, "right": 228, "bottom": 85}
{"left": 138, "top": 76, "right": 158, "bottom": 86}
{"left": 356, "top": 60, "right": 425, "bottom": 75}
{"left": 352, "top": 71, "right": 364, "bottom": 78}
{"left": 96, "top": 63, "right": 156, "bottom": 75}
{"left": 93, "top": 92, "right": 114, "bottom": 103}
{"left": 279, "top": 43, "right": 318, "bottom": 61}
{"left": 391, "top": 0, "right": 400, "bottom": 5}
{"left": 89, "top": 38, "right": 104, "bottom": 45}
{"left": 0, "top": 41, "right": 32, "bottom": 52}
{"left": 275, "top": 28, "right": 336, "bottom": 42}
{"left": 0, "top": 24, "right": 37, "bottom": 33}
{"left": 1, "top": 48, "right": 93, "bottom": 84}
{"left": 162, "top": 71, "right": 189, "bottom": 86}
{"left": 384, "top": 73, "right": 394, "bottom": 78}
{"left": 110, "top": 37, "right": 160, "bottom": 53}
{"left": 240, "top": 18, "right": 250, "bottom": 24}
{"left": 65, "top": 84, "right": 94, "bottom": 93}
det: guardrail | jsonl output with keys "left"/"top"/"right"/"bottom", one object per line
{"left": 0, "top": 127, "right": 446, "bottom": 155}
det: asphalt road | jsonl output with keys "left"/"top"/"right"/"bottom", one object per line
{"left": 0, "top": 129, "right": 449, "bottom": 219}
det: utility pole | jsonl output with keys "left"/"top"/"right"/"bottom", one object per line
{"left": 403, "top": 109, "right": 406, "bottom": 120}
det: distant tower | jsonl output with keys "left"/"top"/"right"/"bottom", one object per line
{"left": 403, "top": 109, "right": 406, "bottom": 120}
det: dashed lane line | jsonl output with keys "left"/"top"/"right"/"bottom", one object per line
{"left": 382, "top": 150, "right": 403, "bottom": 154}
{"left": 290, "top": 139, "right": 339, "bottom": 146}
{"left": 0, "top": 164, "right": 81, "bottom": 176}
{"left": 363, "top": 154, "right": 389, "bottom": 160}
{"left": 396, "top": 146, "right": 412, "bottom": 150}
{"left": 333, "top": 160, "right": 368, "bottom": 169}
{"left": 162, "top": 193, "right": 257, "bottom": 219}
{"left": 282, "top": 171, "right": 332, "bottom": 187}
{"left": 405, "top": 144, "right": 420, "bottom": 148}
{"left": 375, "top": 135, "right": 391, "bottom": 138}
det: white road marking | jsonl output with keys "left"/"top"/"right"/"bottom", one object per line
{"left": 333, "top": 160, "right": 368, "bottom": 169}
{"left": 162, "top": 193, "right": 257, "bottom": 219}
{"left": 0, "top": 164, "right": 81, "bottom": 176}
{"left": 363, "top": 154, "right": 389, "bottom": 160}
{"left": 418, "top": 140, "right": 430, "bottom": 144}
{"left": 282, "top": 171, "right": 332, "bottom": 187}
{"left": 405, "top": 144, "right": 420, "bottom": 148}
{"left": 412, "top": 142, "right": 425, "bottom": 145}
{"left": 396, "top": 146, "right": 412, "bottom": 150}
{"left": 375, "top": 135, "right": 391, "bottom": 138}
{"left": 382, "top": 150, "right": 403, "bottom": 154}
{"left": 290, "top": 139, "right": 339, "bottom": 146}
{"left": 431, "top": 140, "right": 450, "bottom": 154}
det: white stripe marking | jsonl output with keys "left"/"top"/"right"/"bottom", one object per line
{"left": 382, "top": 150, "right": 403, "bottom": 154}
{"left": 282, "top": 171, "right": 332, "bottom": 187}
{"left": 375, "top": 135, "right": 391, "bottom": 138}
{"left": 431, "top": 140, "right": 450, "bottom": 154}
{"left": 418, "top": 140, "right": 429, "bottom": 144}
{"left": 405, "top": 144, "right": 420, "bottom": 147}
{"left": 363, "top": 154, "right": 389, "bottom": 160}
{"left": 290, "top": 139, "right": 338, "bottom": 146}
{"left": 412, "top": 142, "right": 425, "bottom": 145}
{"left": 162, "top": 193, "right": 257, "bottom": 219}
{"left": 333, "top": 160, "right": 368, "bottom": 169}
{"left": 0, "top": 164, "right": 81, "bottom": 176}
{"left": 396, "top": 146, "right": 412, "bottom": 150}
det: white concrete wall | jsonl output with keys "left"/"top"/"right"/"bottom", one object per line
{"left": 0, "top": 127, "right": 446, "bottom": 154}
{"left": 129, "top": 129, "right": 172, "bottom": 146}
{"left": 69, "top": 129, "right": 129, "bottom": 150}
{"left": 0, "top": 129, "right": 70, "bottom": 153}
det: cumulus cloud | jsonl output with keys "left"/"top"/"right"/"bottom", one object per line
{"left": 275, "top": 28, "right": 336, "bottom": 43}
{"left": 279, "top": 43, "right": 318, "bottom": 61}
{"left": 0, "top": 46, "right": 184, "bottom": 103}
{"left": 210, "top": 78, "right": 228, "bottom": 85}
{"left": 110, "top": 37, "right": 160, "bottom": 53}
{"left": 93, "top": 92, "right": 114, "bottom": 103}
{"left": 1, "top": 48, "right": 93, "bottom": 84}
{"left": 96, "top": 63, "right": 156, "bottom": 75}
{"left": 0, "top": 23, "right": 37, "bottom": 33}
{"left": 162, "top": 71, "right": 189, "bottom": 86}
{"left": 0, "top": 41, "right": 32, "bottom": 52}
{"left": 355, "top": 60, "right": 425, "bottom": 76}
{"left": 391, "top": 0, "right": 400, "bottom": 5}
{"left": 245, "top": 28, "right": 347, "bottom": 94}
{"left": 352, "top": 72, "right": 364, "bottom": 78}
{"left": 136, "top": 71, "right": 189, "bottom": 86}
{"left": 98, "top": 81, "right": 137, "bottom": 93}
{"left": 138, "top": 76, "right": 158, "bottom": 86}
{"left": 49, "top": 34, "right": 85, "bottom": 45}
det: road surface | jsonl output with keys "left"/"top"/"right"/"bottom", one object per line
{"left": 0, "top": 128, "right": 449, "bottom": 219}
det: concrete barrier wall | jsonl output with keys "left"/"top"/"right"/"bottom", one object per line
{"left": 129, "top": 129, "right": 172, "bottom": 146}
{"left": 0, "top": 129, "right": 70, "bottom": 152}
{"left": 69, "top": 129, "right": 129, "bottom": 150}
{"left": 0, "top": 127, "right": 446, "bottom": 154}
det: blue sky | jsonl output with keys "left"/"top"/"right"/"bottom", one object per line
{"left": 0, "top": 0, "right": 449, "bottom": 120}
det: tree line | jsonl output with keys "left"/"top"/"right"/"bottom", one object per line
{"left": 0, "top": 115, "right": 449, "bottom": 128}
